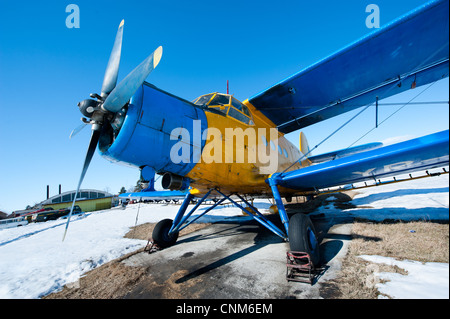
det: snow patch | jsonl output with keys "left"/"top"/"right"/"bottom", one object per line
{"left": 359, "top": 255, "right": 449, "bottom": 299}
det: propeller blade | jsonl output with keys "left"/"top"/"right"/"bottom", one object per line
{"left": 102, "top": 46, "right": 162, "bottom": 113}
{"left": 69, "top": 123, "right": 88, "bottom": 139}
{"left": 62, "top": 128, "right": 101, "bottom": 241}
{"left": 101, "top": 20, "right": 125, "bottom": 98}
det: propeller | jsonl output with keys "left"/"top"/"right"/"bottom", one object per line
{"left": 63, "top": 20, "right": 163, "bottom": 240}
{"left": 62, "top": 129, "right": 100, "bottom": 241}
{"left": 103, "top": 45, "right": 162, "bottom": 112}
{"left": 69, "top": 122, "right": 87, "bottom": 139}
{"left": 101, "top": 20, "right": 124, "bottom": 98}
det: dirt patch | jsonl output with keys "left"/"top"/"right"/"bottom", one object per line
{"left": 124, "top": 222, "right": 210, "bottom": 241}
{"left": 45, "top": 254, "right": 147, "bottom": 299}
{"left": 321, "top": 221, "right": 449, "bottom": 299}
{"left": 44, "top": 222, "right": 210, "bottom": 299}
{"left": 124, "top": 269, "right": 206, "bottom": 299}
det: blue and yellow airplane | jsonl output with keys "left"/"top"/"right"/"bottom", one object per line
{"left": 64, "top": 0, "right": 449, "bottom": 265}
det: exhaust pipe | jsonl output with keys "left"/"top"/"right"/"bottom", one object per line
{"left": 161, "top": 172, "right": 190, "bottom": 190}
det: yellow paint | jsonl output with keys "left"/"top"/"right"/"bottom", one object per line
{"left": 186, "top": 94, "right": 306, "bottom": 196}
{"left": 299, "top": 132, "right": 309, "bottom": 155}
{"left": 189, "top": 188, "right": 201, "bottom": 195}
{"left": 153, "top": 46, "right": 163, "bottom": 68}
{"left": 43, "top": 197, "right": 113, "bottom": 212}
{"left": 299, "top": 132, "right": 313, "bottom": 166}
{"left": 269, "top": 204, "right": 278, "bottom": 214}
{"left": 241, "top": 207, "right": 254, "bottom": 216}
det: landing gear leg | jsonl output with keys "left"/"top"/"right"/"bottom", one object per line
{"left": 151, "top": 191, "right": 194, "bottom": 248}
{"left": 268, "top": 174, "right": 320, "bottom": 266}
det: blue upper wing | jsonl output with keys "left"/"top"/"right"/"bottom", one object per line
{"left": 271, "top": 130, "right": 449, "bottom": 191}
{"left": 248, "top": 0, "right": 449, "bottom": 134}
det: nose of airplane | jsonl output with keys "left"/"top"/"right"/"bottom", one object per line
{"left": 99, "top": 83, "right": 208, "bottom": 177}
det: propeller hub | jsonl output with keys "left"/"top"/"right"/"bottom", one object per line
{"left": 78, "top": 99, "right": 100, "bottom": 118}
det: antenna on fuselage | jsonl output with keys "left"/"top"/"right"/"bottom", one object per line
{"left": 227, "top": 80, "right": 229, "bottom": 95}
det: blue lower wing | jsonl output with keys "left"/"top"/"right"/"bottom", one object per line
{"left": 271, "top": 130, "right": 449, "bottom": 191}
{"left": 119, "top": 189, "right": 189, "bottom": 201}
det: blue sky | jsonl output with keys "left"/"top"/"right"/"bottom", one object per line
{"left": 0, "top": 0, "right": 448, "bottom": 214}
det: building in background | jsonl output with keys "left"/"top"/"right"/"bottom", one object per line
{"left": 39, "top": 189, "right": 116, "bottom": 212}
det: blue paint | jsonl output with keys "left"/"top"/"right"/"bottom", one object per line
{"left": 215, "top": 190, "right": 287, "bottom": 240}
{"left": 141, "top": 166, "right": 156, "bottom": 191}
{"left": 308, "top": 227, "right": 318, "bottom": 255}
{"left": 100, "top": 83, "right": 208, "bottom": 177}
{"left": 273, "top": 130, "right": 449, "bottom": 190}
{"left": 175, "top": 197, "right": 227, "bottom": 232}
{"left": 268, "top": 177, "right": 290, "bottom": 236}
{"left": 249, "top": 0, "right": 449, "bottom": 133}
{"left": 308, "top": 142, "right": 383, "bottom": 164}
{"left": 169, "top": 192, "right": 195, "bottom": 234}
{"left": 169, "top": 190, "right": 213, "bottom": 234}
{"left": 119, "top": 189, "right": 189, "bottom": 200}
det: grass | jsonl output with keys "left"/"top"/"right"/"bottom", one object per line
{"left": 322, "top": 220, "right": 449, "bottom": 299}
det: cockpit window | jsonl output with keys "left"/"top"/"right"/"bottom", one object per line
{"left": 209, "top": 94, "right": 230, "bottom": 106}
{"left": 193, "top": 93, "right": 214, "bottom": 106}
{"left": 193, "top": 93, "right": 254, "bottom": 125}
{"left": 228, "top": 107, "right": 253, "bottom": 125}
{"left": 231, "top": 97, "right": 243, "bottom": 112}
{"left": 231, "top": 97, "right": 251, "bottom": 116}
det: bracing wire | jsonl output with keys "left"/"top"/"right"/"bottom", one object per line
{"left": 345, "top": 76, "right": 447, "bottom": 150}
{"left": 279, "top": 45, "right": 448, "bottom": 177}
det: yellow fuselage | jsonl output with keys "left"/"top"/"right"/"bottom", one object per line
{"left": 185, "top": 95, "right": 309, "bottom": 195}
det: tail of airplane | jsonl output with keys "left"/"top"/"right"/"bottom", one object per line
{"left": 299, "top": 132, "right": 310, "bottom": 156}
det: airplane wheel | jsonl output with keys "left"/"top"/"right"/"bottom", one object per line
{"left": 288, "top": 213, "right": 320, "bottom": 266}
{"left": 152, "top": 219, "right": 179, "bottom": 248}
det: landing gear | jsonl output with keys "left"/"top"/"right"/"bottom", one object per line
{"left": 152, "top": 219, "right": 179, "bottom": 248}
{"left": 151, "top": 188, "right": 290, "bottom": 250}
{"left": 267, "top": 176, "right": 321, "bottom": 266}
{"left": 288, "top": 213, "right": 320, "bottom": 266}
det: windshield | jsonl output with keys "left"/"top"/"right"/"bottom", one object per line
{"left": 193, "top": 93, "right": 254, "bottom": 125}
{"left": 209, "top": 94, "right": 230, "bottom": 106}
{"left": 193, "top": 93, "right": 214, "bottom": 106}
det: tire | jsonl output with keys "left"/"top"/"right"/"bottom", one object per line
{"left": 152, "top": 219, "right": 179, "bottom": 248}
{"left": 288, "top": 213, "right": 320, "bottom": 266}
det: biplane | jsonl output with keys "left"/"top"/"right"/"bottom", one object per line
{"left": 64, "top": 0, "right": 449, "bottom": 266}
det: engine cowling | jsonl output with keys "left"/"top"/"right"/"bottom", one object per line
{"left": 99, "top": 83, "right": 208, "bottom": 178}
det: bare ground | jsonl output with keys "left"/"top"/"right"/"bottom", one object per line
{"left": 44, "top": 222, "right": 210, "bottom": 299}
{"left": 321, "top": 220, "right": 449, "bottom": 299}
